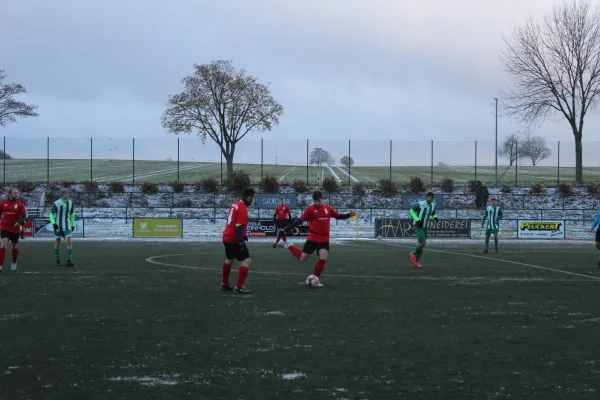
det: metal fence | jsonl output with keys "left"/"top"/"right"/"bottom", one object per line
{"left": 3, "top": 137, "right": 600, "bottom": 186}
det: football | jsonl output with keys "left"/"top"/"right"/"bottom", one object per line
{"left": 306, "top": 274, "right": 320, "bottom": 288}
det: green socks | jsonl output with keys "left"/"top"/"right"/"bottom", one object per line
{"left": 55, "top": 248, "right": 73, "bottom": 261}
{"left": 494, "top": 238, "right": 498, "bottom": 250}
{"left": 485, "top": 237, "right": 490, "bottom": 249}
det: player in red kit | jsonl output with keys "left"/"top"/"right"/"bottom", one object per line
{"left": 0, "top": 188, "right": 27, "bottom": 272}
{"left": 272, "top": 195, "right": 292, "bottom": 248}
{"left": 221, "top": 188, "right": 256, "bottom": 294}
{"left": 281, "top": 190, "right": 355, "bottom": 287}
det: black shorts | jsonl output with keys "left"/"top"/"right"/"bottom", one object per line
{"left": 223, "top": 242, "right": 250, "bottom": 261}
{"left": 302, "top": 240, "right": 329, "bottom": 255}
{"left": 596, "top": 230, "right": 600, "bottom": 243}
{"left": 1, "top": 230, "right": 19, "bottom": 244}
{"left": 276, "top": 220, "right": 288, "bottom": 230}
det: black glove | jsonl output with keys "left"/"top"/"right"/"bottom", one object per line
{"left": 416, "top": 220, "right": 423, "bottom": 228}
{"left": 243, "top": 235, "right": 248, "bottom": 241}
{"left": 53, "top": 223, "right": 58, "bottom": 231}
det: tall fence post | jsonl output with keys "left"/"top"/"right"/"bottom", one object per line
{"left": 47, "top": 137, "right": 50, "bottom": 184}
{"left": 90, "top": 137, "right": 93, "bottom": 182}
{"left": 515, "top": 140, "right": 518, "bottom": 187}
{"left": 132, "top": 138, "right": 135, "bottom": 185}
{"left": 557, "top": 140, "right": 560, "bottom": 185}
{"left": 177, "top": 137, "right": 180, "bottom": 183}
{"left": 430, "top": 140, "right": 434, "bottom": 185}
{"left": 3, "top": 136, "right": 5, "bottom": 184}
{"left": 348, "top": 139, "right": 351, "bottom": 186}
{"left": 306, "top": 139, "right": 309, "bottom": 183}
{"left": 389, "top": 140, "right": 392, "bottom": 182}
{"left": 261, "top": 138, "right": 264, "bottom": 182}
{"left": 474, "top": 140, "right": 477, "bottom": 182}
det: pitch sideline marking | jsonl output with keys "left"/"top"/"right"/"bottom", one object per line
{"left": 374, "top": 242, "right": 600, "bottom": 282}
{"left": 143, "top": 251, "right": 593, "bottom": 282}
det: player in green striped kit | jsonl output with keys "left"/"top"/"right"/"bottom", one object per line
{"left": 49, "top": 188, "right": 76, "bottom": 266}
{"left": 409, "top": 192, "right": 438, "bottom": 268}
{"left": 481, "top": 198, "right": 503, "bottom": 253}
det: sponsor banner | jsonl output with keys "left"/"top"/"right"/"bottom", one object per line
{"left": 133, "top": 218, "right": 182, "bottom": 238}
{"left": 247, "top": 219, "right": 309, "bottom": 237}
{"left": 255, "top": 194, "right": 297, "bottom": 209}
{"left": 517, "top": 220, "right": 565, "bottom": 239}
{"left": 34, "top": 218, "right": 84, "bottom": 237}
{"left": 375, "top": 218, "right": 470, "bottom": 238}
{"left": 402, "top": 194, "right": 444, "bottom": 210}
{"left": 22, "top": 218, "right": 34, "bottom": 237}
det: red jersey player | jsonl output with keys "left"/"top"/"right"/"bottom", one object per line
{"left": 0, "top": 188, "right": 27, "bottom": 272}
{"left": 221, "top": 188, "right": 256, "bottom": 294}
{"left": 272, "top": 196, "right": 292, "bottom": 248}
{"left": 281, "top": 190, "right": 355, "bottom": 287}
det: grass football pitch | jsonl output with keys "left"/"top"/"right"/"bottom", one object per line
{"left": 1, "top": 240, "right": 600, "bottom": 399}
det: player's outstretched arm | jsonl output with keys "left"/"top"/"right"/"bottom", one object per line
{"left": 333, "top": 209, "right": 356, "bottom": 220}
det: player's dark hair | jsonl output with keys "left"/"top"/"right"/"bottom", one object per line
{"left": 241, "top": 188, "right": 256, "bottom": 206}
{"left": 242, "top": 188, "right": 256, "bottom": 198}
{"left": 312, "top": 190, "right": 323, "bottom": 201}
{"left": 426, "top": 191, "right": 434, "bottom": 198}
{"left": 491, "top": 197, "right": 498, "bottom": 201}
{"left": 8, "top": 187, "right": 17, "bottom": 195}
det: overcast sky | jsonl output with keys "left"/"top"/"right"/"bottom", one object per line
{"left": 1, "top": 0, "right": 599, "bottom": 165}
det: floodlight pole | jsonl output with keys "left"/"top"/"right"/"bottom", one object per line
{"left": 494, "top": 97, "right": 498, "bottom": 187}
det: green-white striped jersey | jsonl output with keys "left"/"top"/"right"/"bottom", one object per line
{"left": 482, "top": 206, "right": 503, "bottom": 229}
{"left": 50, "top": 198, "right": 75, "bottom": 231}
{"left": 410, "top": 200, "right": 437, "bottom": 225}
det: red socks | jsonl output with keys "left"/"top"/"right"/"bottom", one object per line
{"left": 288, "top": 245, "right": 302, "bottom": 260}
{"left": 275, "top": 236, "right": 280, "bottom": 245}
{"left": 237, "top": 266, "right": 249, "bottom": 289}
{"left": 12, "top": 249, "right": 18, "bottom": 264}
{"left": 314, "top": 259, "right": 326, "bottom": 277}
{"left": 222, "top": 262, "right": 232, "bottom": 285}
{"left": 0, "top": 248, "right": 5, "bottom": 265}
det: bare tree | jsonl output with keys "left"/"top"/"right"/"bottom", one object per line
{"left": 498, "top": 134, "right": 525, "bottom": 166}
{"left": 0, "top": 70, "right": 38, "bottom": 127}
{"left": 161, "top": 60, "right": 284, "bottom": 176}
{"left": 520, "top": 133, "right": 552, "bottom": 166}
{"left": 340, "top": 155, "right": 354, "bottom": 167}
{"left": 500, "top": 0, "right": 600, "bottom": 184}
{"left": 309, "top": 148, "right": 333, "bottom": 166}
